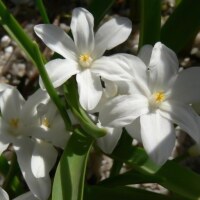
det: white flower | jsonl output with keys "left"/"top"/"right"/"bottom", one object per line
{"left": 100, "top": 42, "right": 200, "bottom": 165}
{"left": 0, "top": 88, "right": 57, "bottom": 200}
{"left": 0, "top": 187, "right": 38, "bottom": 200}
{"left": 34, "top": 7, "right": 132, "bottom": 111}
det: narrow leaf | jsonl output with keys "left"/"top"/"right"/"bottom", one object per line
{"left": 139, "top": 0, "right": 161, "bottom": 48}
{"left": 52, "top": 128, "right": 93, "bottom": 200}
{"left": 161, "top": 0, "right": 200, "bottom": 53}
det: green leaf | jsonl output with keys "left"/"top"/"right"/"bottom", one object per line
{"left": 0, "top": 1, "right": 45, "bottom": 66}
{"left": 157, "top": 161, "right": 200, "bottom": 200}
{"left": 88, "top": 0, "right": 115, "bottom": 28}
{"left": 52, "top": 128, "right": 93, "bottom": 200}
{"left": 35, "top": 0, "right": 50, "bottom": 24}
{"left": 139, "top": 0, "right": 161, "bottom": 48}
{"left": 85, "top": 186, "right": 179, "bottom": 200}
{"left": 161, "top": 0, "right": 200, "bottom": 53}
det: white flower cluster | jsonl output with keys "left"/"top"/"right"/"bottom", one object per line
{"left": 1, "top": 6, "right": 200, "bottom": 200}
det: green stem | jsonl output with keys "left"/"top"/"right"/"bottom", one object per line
{"left": 35, "top": 0, "right": 50, "bottom": 24}
{"left": 2, "top": 153, "right": 17, "bottom": 190}
{"left": 33, "top": 43, "right": 72, "bottom": 131}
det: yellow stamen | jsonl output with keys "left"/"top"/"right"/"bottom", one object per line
{"left": 153, "top": 91, "right": 165, "bottom": 103}
{"left": 79, "top": 53, "right": 93, "bottom": 68}
{"left": 9, "top": 118, "right": 19, "bottom": 129}
{"left": 41, "top": 117, "right": 50, "bottom": 129}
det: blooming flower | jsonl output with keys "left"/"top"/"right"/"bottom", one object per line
{"left": 99, "top": 42, "right": 200, "bottom": 165}
{"left": 0, "top": 88, "right": 61, "bottom": 200}
{"left": 34, "top": 7, "right": 132, "bottom": 111}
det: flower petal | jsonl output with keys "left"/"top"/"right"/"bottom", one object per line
{"left": 92, "top": 54, "right": 134, "bottom": 82}
{"left": 160, "top": 101, "right": 200, "bottom": 143}
{"left": 99, "top": 94, "right": 149, "bottom": 127}
{"left": 39, "top": 58, "right": 80, "bottom": 89}
{"left": 13, "top": 192, "right": 39, "bottom": 200}
{"left": 34, "top": 24, "right": 77, "bottom": 59}
{"left": 93, "top": 16, "right": 132, "bottom": 58}
{"left": 70, "top": 8, "right": 94, "bottom": 53}
{"left": 76, "top": 69, "right": 102, "bottom": 111}
{"left": 97, "top": 126, "right": 122, "bottom": 154}
{"left": 140, "top": 112, "right": 176, "bottom": 165}
{"left": 31, "top": 141, "right": 57, "bottom": 178}
{"left": 172, "top": 67, "right": 200, "bottom": 103}
{"left": 14, "top": 138, "right": 52, "bottom": 200}
{"left": 0, "top": 187, "right": 9, "bottom": 200}
{"left": 148, "top": 42, "right": 179, "bottom": 91}
{"left": 125, "top": 118, "right": 142, "bottom": 142}
{"left": 138, "top": 45, "right": 153, "bottom": 66}
{"left": 1, "top": 88, "right": 24, "bottom": 121}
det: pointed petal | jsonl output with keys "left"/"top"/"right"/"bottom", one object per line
{"left": 0, "top": 141, "right": 9, "bottom": 155}
{"left": 140, "top": 112, "right": 176, "bottom": 165}
{"left": 71, "top": 8, "right": 94, "bottom": 53}
{"left": 160, "top": 101, "right": 200, "bottom": 143}
{"left": 39, "top": 58, "right": 80, "bottom": 89}
{"left": 13, "top": 192, "right": 38, "bottom": 200}
{"left": 92, "top": 54, "right": 134, "bottom": 82}
{"left": 0, "top": 187, "right": 9, "bottom": 200}
{"left": 76, "top": 69, "right": 102, "bottom": 111}
{"left": 1, "top": 88, "right": 24, "bottom": 121}
{"left": 14, "top": 138, "right": 52, "bottom": 200}
{"left": 34, "top": 24, "right": 77, "bottom": 59}
{"left": 125, "top": 118, "right": 142, "bottom": 142}
{"left": 149, "top": 42, "right": 179, "bottom": 91}
{"left": 172, "top": 67, "right": 200, "bottom": 103}
{"left": 93, "top": 16, "right": 132, "bottom": 58}
{"left": 138, "top": 45, "right": 153, "bottom": 66}
{"left": 21, "top": 89, "right": 49, "bottom": 125}
{"left": 99, "top": 94, "right": 149, "bottom": 127}
{"left": 31, "top": 141, "right": 57, "bottom": 178}
{"left": 97, "top": 126, "right": 122, "bottom": 154}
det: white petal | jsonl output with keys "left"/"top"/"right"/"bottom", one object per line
{"left": 39, "top": 58, "right": 80, "bottom": 89}
{"left": 160, "top": 101, "right": 200, "bottom": 143}
{"left": 172, "top": 67, "right": 200, "bottom": 103}
{"left": 148, "top": 42, "right": 179, "bottom": 91}
{"left": 70, "top": 8, "right": 94, "bottom": 53}
{"left": 0, "top": 187, "right": 9, "bottom": 200}
{"left": 21, "top": 89, "right": 49, "bottom": 125}
{"left": 140, "top": 112, "right": 176, "bottom": 165}
{"left": 97, "top": 126, "right": 122, "bottom": 154}
{"left": 99, "top": 94, "right": 149, "bottom": 127}
{"left": 125, "top": 118, "right": 142, "bottom": 142}
{"left": 31, "top": 141, "right": 57, "bottom": 178}
{"left": 138, "top": 45, "right": 153, "bottom": 66}
{"left": 1, "top": 88, "right": 24, "bottom": 121}
{"left": 14, "top": 138, "right": 52, "bottom": 200}
{"left": 0, "top": 141, "right": 9, "bottom": 155}
{"left": 13, "top": 192, "right": 38, "bottom": 200}
{"left": 92, "top": 54, "right": 134, "bottom": 82}
{"left": 93, "top": 16, "right": 132, "bottom": 58}
{"left": 76, "top": 69, "right": 102, "bottom": 111}
{"left": 34, "top": 24, "right": 77, "bottom": 59}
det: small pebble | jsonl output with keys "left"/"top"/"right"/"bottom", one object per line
{"left": 1, "top": 35, "right": 11, "bottom": 47}
{"left": 4, "top": 46, "right": 14, "bottom": 54}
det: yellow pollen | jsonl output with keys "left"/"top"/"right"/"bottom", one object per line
{"left": 79, "top": 53, "right": 92, "bottom": 68}
{"left": 41, "top": 117, "right": 50, "bottom": 129}
{"left": 9, "top": 118, "right": 19, "bottom": 129}
{"left": 153, "top": 91, "right": 165, "bottom": 103}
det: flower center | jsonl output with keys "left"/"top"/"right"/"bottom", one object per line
{"left": 149, "top": 91, "right": 166, "bottom": 109}
{"left": 79, "top": 53, "right": 93, "bottom": 68}
{"left": 153, "top": 91, "right": 165, "bottom": 103}
{"left": 41, "top": 117, "right": 50, "bottom": 129}
{"left": 9, "top": 118, "right": 20, "bottom": 129}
